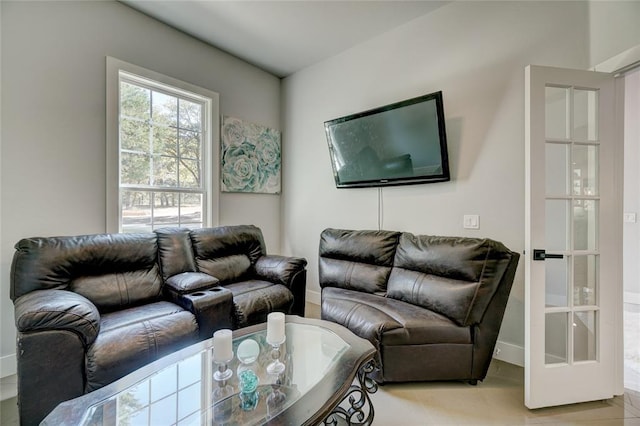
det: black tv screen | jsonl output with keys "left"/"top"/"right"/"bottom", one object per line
{"left": 324, "top": 91, "right": 450, "bottom": 188}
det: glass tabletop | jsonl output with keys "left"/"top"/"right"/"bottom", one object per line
{"left": 43, "top": 317, "right": 373, "bottom": 426}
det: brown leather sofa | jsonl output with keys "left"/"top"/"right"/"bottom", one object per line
{"left": 319, "top": 228, "right": 519, "bottom": 384}
{"left": 10, "top": 225, "right": 306, "bottom": 425}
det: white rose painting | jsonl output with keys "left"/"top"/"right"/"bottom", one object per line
{"left": 221, "top": 117, "right": 281, "bottom": 194}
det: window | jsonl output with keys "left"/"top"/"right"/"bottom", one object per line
{"left": 107, "top": 58, "right": 219, "bottom": 233}
{"left": 119, "top": 75, "right": 207, "bottom": 232}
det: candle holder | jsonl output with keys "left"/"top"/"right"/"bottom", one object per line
{"left": 212, "top": 329, "right": 234, "bottom": 384}
{"left": 266, "top": 339, "right": 286, "bottom": 375}
{"left": 213, "top": 359, "right": 233, "bottom": 384}
{"left": 266, "top": 312, "right": 286, "bottom": 375}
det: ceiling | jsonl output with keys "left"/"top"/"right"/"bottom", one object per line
{"left": 120, "top": 1, "right": 448, "bottom": 78}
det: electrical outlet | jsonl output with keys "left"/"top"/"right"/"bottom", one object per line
{"left": 463, "top": 215, "right": 480, "bottom": 230}
{"left": 624, "top": 212, "right": 637, "bottom": 223}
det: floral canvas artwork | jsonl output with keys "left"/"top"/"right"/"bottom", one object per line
{"left": 221, "top": 116, "right": 281, "bottom": 194}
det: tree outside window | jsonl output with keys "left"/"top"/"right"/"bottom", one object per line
{"left": 119, "top": 77, "right": 207, "bottom": 232}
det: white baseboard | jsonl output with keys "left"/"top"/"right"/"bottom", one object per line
{"left": 1, "top": 353, "right": 16, "bottom": 378}
{"left": 306, "top": 289, "right": 321, "bottom": 305}
{"left": 493, "top": 340, "right": 524, "bottom": 367}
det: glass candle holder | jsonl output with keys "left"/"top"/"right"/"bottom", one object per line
{"left": 214, "top": 360, "right": 233, "bottom": 383}
{"left": 266, "top": 341, "right": 286, "bottom": 375}
{"left": 213, "top": 329, "right": 234, "bottom": 384}
{"left": 266, "top": 313, "right": 286, "bottom": 375}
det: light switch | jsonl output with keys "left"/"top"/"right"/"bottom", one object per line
{"left": 624, "top": 212, "right": 637, "bottom": 223}
{"left": 463, "top": 215, "right": 480, "bottom": 230}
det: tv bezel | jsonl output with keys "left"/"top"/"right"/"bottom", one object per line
{"left": 324, "top": 91, "right": 451, "bottom": 188}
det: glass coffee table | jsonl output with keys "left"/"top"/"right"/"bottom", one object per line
{"left": 42, "top": 316, "right": 377, "bottom": 426}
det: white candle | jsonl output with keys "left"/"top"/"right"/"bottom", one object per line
{"left": 213, "top": 329, "right": 233, "bottom": 362}
{"left": 266, "top": 312, "right": 285, "bottom": 345}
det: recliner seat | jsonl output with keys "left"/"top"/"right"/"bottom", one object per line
{"left": 319, "top": 228, "right": 519, "bottom": 384}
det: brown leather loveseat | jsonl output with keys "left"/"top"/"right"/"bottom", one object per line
{"left": 10, "top": 225, "right": 306, "bottom": 425}
{"left": 319, "top": 228, "right": 518, "bottom": 384}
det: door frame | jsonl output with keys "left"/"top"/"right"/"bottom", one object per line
{"left": 594, "top": 43, "right": 640, "bottom": 396}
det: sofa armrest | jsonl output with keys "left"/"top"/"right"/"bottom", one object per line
{"left": 255, "top": 255, "right": 307, "bottom": 288}
{"left": 255, "top": 255, "right": 307, "bottom": 317}
{"left": 164, "top": 286, "right": 233, "bottom": 340}
{"left": 165, "top": 272, "right": 219, "bottom": 294}
{"left": 14, "top": 289, "right": 100, "bottom": 347}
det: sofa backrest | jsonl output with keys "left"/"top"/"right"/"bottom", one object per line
{"left": 189, "top": 225, "right": 266, "bottom": 284}
{"left": 155, "top": 227, "right": 198, "bottom": 281}
{"left": 319, "top": 228, "right": 401, "bottom": 294}
{"left": 386, "top": 233, "right": 515, "bottom": 327}
{"left": 10, "top": 233, "right": 162, "bottom": 312}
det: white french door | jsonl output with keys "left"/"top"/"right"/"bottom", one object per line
{"left": 525, "top": 65, "right": 623, "bottom": 409}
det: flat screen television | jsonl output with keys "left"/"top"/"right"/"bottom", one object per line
{"left": 324, "top": 91, "right": 450, "bottom": 188}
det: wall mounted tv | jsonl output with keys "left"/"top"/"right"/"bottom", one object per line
{"left": 324, "top": 91, "right": 450, "bottom": 188}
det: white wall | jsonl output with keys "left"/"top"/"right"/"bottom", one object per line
{"left": 281, "top": 1, "right": 595, "bottom": 354}
{"left": 0, "top": 0, "right": 281, "bottom": 377}
{"left": 589, "top": 1, "right": 640, "bottom": 68}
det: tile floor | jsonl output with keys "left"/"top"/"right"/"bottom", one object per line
{"left": 625, "top": 303, "right": 640, "bottom": 393}
{"left": 1, "top": 302, "right": 639, "bottom": 425}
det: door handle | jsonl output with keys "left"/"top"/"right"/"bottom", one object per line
{"left": 533, "top": 249, "right": 564, "bottom": 261}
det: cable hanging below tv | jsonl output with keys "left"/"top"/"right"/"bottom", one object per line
{"left": 324, "top": 91, "right": 450, "bottom": 188}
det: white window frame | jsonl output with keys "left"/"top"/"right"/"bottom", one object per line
{"left": 106, "top": 57, "right": 219, "bottom": 233}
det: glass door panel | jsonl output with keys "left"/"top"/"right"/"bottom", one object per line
{"left": 546, "top": 143, "right": 570, "bottom": 195}
{"left": 573, "top": 200, "right": 598, "bottom": 251}
{"left": 545, "top": 312, "right": 568, "bottom": 364}
{"left": 573, "top": 255, "right": 598, "bottom": 307}
{"left": 545, "top": 87, "right": 570, "bottom": 140}
{"left": 546, "top": 199, "right": 570, "bottom": 251}
{"left": 573, "top": 311, "right": 597, "bottom": 362}
{"left": 573, "top": 89, "right": 598, "bottom": 142}
{"left": 546, "top": 257, "right": 569, "bottom": 308}
{"left": 572, "top": 144, "right": 599, "bottom": 196}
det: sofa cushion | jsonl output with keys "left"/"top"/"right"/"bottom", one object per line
{"left": 70, "top": 267, "right": 162, "bottom": 313}
{"left": 155, "top": 227, "right": 197, "bottom": 280}
{"left": 196, "top": 254, "right": 252, "bottom": 284}
{"left": 225, "top": 280, "right": 293, "bottom": 328}
{"left": 320, "top": 229, "right": 400, "bottom": 267}
{"left": 319, "top": 257, "right": 393, "bottom": 294}
{"left": 190, "top": 226, "right": 266, "bottom": 284}
{"left": 387, "top": 233, "right": 513, "bottom": 326}
{"left": 321, "top": 287, "right": 471, "bottom": 348}
{"left": 86, "top": 301, "right": 197, "bottom": 392}
{"left": 10, "top": 233, "right": 162, "bottom": 309}
{"left": 319, "top": 228, "right": 400, "bottom": 293}
{"left": 165, "top": 272, "right": 219, "bottom": 294}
